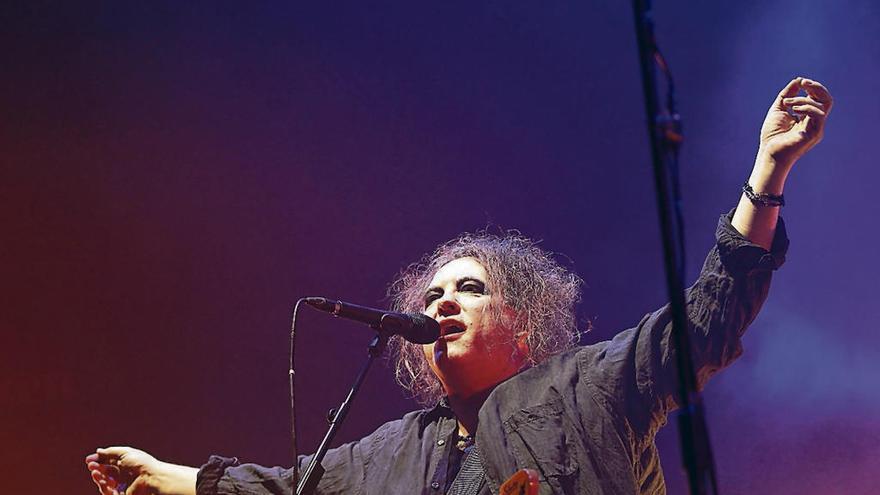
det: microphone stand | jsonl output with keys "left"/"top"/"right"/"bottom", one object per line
{"left": 631, "top": 1, "right": 719, "bottom": 494}
{"left": 296, "top": 330, "right": 389, "bottom": 495}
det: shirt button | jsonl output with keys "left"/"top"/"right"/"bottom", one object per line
{"left": 437, "top": 439, "right": 446, "bottom": 446}
{"left": 431, "top": 482, "right": 440, "bottom": 490}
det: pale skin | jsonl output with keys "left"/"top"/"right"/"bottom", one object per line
{"left": 731, "top": 77, "right": 832, "bottom": 248}
{"left": 86, "top": 77, "right": 831, "bottom": 495}
{"left": 421, "top": 257, "right": 529, "bottom": 437}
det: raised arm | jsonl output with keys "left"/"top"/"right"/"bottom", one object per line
{"left": 581, "top": 77, "right": 833, "bottom": 446}
{"left": 732, "top": 77, "right": 833, "bottom": 248}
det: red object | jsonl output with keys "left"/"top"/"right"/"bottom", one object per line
{"left": 499, "top": 469, "right": 540, "bottom": 495}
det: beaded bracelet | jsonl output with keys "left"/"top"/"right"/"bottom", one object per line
{"left": 743, "top": 181, "right": 785, "bottom": 207}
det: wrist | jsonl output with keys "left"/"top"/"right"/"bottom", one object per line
{"left": 749, "top": 149, "right": 793, "bottom": 195}
{"left": 155, "top": 461, "right": 199, "bottom": 495}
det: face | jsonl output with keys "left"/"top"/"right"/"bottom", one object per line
{"left": 422, "top": 257, "right": 526, "bottom": 397}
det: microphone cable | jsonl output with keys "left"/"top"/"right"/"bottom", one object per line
{"left": 288, "top": 297, "right": 308, "bottom": 494}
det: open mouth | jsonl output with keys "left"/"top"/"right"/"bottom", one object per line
{"left": 440, "top": 322, "right": 466, "bottom": 337}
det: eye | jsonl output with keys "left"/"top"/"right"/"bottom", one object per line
{"left": 424, "top": 290, "right": 442, "bottom": 307}
{"left": 459, "top": 280, "right": 485, "bottom": 294}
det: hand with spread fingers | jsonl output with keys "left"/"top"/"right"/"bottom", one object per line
{"left": 758, "top": 76, "right": 833, "bottom": 171}
{"left": 84, "top": 446, "right": 197, "bottom": 495}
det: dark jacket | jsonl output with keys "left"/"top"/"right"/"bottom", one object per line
{"left": 198, "top": 211, "right": 788, "bottom": 495}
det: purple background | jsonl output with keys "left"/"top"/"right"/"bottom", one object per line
{"left": 3, "top": 2, "right": 878, "bottom": 493}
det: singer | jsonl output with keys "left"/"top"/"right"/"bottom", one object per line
{"left": 86, "top": 77, "right": 832, "bottom": 494}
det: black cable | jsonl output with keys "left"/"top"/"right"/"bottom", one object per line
{"left": 652, "top": 40, "right": 687, "bottom": 278}
{"left": 289, "top": 297, "right": 308, "bottom": 493}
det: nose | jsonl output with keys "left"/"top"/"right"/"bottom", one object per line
{"left": 436, "top": 295, "right": 461, "bottom": 317}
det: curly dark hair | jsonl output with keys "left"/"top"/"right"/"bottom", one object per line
{"left": 386, "top": 231, "right": 583, "bottom": 406}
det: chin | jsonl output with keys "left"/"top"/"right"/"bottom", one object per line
{"left": 432, "top": 344, "right": 472, "bottom": 369}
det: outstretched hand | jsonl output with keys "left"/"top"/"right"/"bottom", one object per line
{"left": 758, "top": 76, "right": 833, "bottom": 171}
{"left": 85, "top": 447, "right": 197, "bottom": 495}
{"left": 86, "top": 447, "right": 158, "bottom": 495}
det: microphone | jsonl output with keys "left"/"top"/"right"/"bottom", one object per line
{"left": 304, "top": 297, "right": 440, "bottom": 344}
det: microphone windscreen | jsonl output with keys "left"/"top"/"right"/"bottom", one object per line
{"left": 404, "top": 314, "right": 440, "bottom": 344}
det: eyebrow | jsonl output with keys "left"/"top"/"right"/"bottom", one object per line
{"left": 424, "top": 276, "right": 486, "bottom": 296}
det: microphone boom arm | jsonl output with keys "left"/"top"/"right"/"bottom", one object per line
{"left": 297, "top": 331, "right": 389, "bottom": 495}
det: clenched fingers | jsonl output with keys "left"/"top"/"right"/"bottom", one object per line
{"left": 782, "top": 96, "right": 826, "bottom": 111}
{"left": 89, "top": 464, "right": 121, "bottom": 495}
{"left": 801, "top": 78, "right": 833, "bottom": 112}
{"left": 789, "top": 104, "right": 826, "bottom": 119}
{"left": 86, "top": 448, "right": 134, "bottom": 495}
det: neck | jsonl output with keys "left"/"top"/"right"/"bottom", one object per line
{"left": 447, "top": 387, "right": 495, "bottom": 437}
